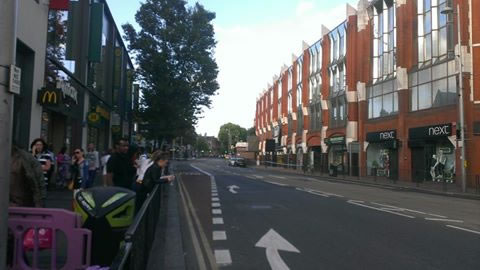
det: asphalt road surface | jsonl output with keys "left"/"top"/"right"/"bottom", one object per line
{"left": 175, "top": 158, "right": 480, "bottom": 270}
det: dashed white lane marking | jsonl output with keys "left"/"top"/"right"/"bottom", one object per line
{"left": 213, "top": 217, "right": 224, "bottom": 224}
{"left": 264, "top": 181, "right": 289, "bottom": 187}
{"left": 446, "top": 225, "right": 480, "bottom": 235}
{"left": 212, "top": 209, "right": 222, "bottom": 215}
{"left": 212, "top": 192, "right": 218, "bottom": 196}
{"left": 214, "top": 249, "right": 232, "bottom": 266}
{"left": 212, "top": 197, "right": 219, "bottom": 202}
{"left": 246, "top": 176, "right": 256, "bottom": 179}
{"left": 295, "top": 187, "right": 344, "bottom": 198}
{"left": 425, "top": 218, "right": 464, "bottom": 223}
{"left": 213, "top": 231, "right": 227, "bottom": 241}
{"left": 212, "top": 202, "right": 221, "bottom": 207}
{"left": 371, "top": 202, "right": 447, "bottom": 218}
{"left": 268, "top": 175, "right": 286, "bottom": 179}
{"left": 252, "top": 175, "right": 265, "bottom": 179}
{"left": 347, "top": 200, "right": 415, "bottom": 219}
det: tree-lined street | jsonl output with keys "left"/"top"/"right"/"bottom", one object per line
{"left": 176, "top": 159, "right": 480, "bottom": 269}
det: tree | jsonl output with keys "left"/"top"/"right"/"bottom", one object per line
{"left": 218, "top": 123, "right": 247, "bottom": 154}
{"left": 247, "top": 127, "right": 256, "bottom": 136}
{"left": 195, "top": 136, "right": 210, "bottom": 154}
{"left": 123, "top": 0, "right": 219, "bottom": 143}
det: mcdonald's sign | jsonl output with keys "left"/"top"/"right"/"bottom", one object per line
{"left": 38, "top": 88, "right": 60, "bottom": 106}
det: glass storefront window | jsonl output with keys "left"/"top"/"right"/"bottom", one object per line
{"left": 417, "top": 0, "right": 452, "bottom": 67}
{"left": 409, "top": 60, "right": 457, "bottom": 111}
{"left": 372, "top": 1, "right": 397, "bottom": 82}
{"left": 367, "top": 79, "right": 398, "bottom": 119}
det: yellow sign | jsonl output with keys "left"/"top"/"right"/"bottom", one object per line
{"left": 112, "top": 125, "right": 121, "bottom": 134}
{"left": 88, "top": 112, "right": 100, "bottom": 124}
{"left": 96, "top": 105, "right": 110, "bottom": 120}
{"left": 38, "top": 88, "right": 60, "bottom": 106}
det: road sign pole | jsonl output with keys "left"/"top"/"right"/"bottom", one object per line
{"left": 0, "top": 0, "right": 18, "bottom": 267}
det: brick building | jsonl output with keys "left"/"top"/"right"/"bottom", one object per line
{"left": 255, "top": 0, "right": 480, "bottom": 188}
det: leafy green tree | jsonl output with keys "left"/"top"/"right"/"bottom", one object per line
{"left": 123, "top": 0, "right": 219, "bottom": 143}
{"left": 218, "top": 123, "right": 247, "bottom": 154}
{"left": 247, "top": 127, "right": 256, "bottom": 136}
{"left": 195, "top": 136, "right": 210, "bottom": 154}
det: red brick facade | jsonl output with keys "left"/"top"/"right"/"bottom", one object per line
{"left": 254, "top": 0, "right": 479, "bottom": 188}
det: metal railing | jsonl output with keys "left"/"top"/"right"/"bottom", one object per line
{"left": 110, "top": 183, "right": 165, "bottom": 270}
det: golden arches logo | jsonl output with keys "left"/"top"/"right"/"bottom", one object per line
{"left": 42, "top": 90, "right": 58, "bottom": 104}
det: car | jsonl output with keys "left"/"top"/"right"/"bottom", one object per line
{"left": 228, "top": 157, "right": 246, "bottom": 167}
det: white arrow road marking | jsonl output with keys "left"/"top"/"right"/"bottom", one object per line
{"left": 347, "top": 200, "right": 415, "bottom": 219}
{"left": 255, "top": 229, "right": 300, "bottom": 270}
{"left": 227, "top": 185, "right": 240, "bottom": 194}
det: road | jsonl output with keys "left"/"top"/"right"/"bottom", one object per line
{"left": 174, "top": 158, "right": 480, "bottom": 270}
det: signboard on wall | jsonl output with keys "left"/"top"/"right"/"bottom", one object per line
{"left": 366, "top": 130, "right": 397, "bottom": 142}
{"left": 409, "top": 123, "right": 452, "bottom": 140}
{"left": 38, "top": 88, "right": 61, "bottom": 106}
{"left": 9, "top": 65, "right": 21, "bottom": 94}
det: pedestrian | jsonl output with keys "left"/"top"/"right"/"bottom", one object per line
{"left": 71, "top": 148, "right": 90, "bottom": 190}
{"left": 106, "top": 138, "right": 136, "bottom": 189}
{"left": 134, "top": 152, "right": 174, "bottom": 211}
{"left": 56, "top": 146, "right": 71, "bottom": 189}
{"left": 142, "top": 152, "right": 175, "bottom": 191}
{"left": 10, "top": 143, "right": 46, "bottom": 207}
{"left": 86, "top": 143, "right": 100, "bottom": 187}
{"left": 30, "top": 138, "right": 52, "bottom": 191}
{"left": 101, "top": 149, "right": 113, "bottom": 186}
{"left": 46, "top": 144, "right": 56, "bottom": 189}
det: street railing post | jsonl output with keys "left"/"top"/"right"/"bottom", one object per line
{"left": 0, "top": 0, "right": 18, "bottom": 268}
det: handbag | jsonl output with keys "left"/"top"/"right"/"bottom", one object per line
{"left": 23, "top": 228, "right": 53, "bottom": 251}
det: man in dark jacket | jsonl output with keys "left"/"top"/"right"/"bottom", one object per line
{"left": 10, "top": 144, "right": 46, "bottom": 207}
{"left": 106, "top": 138, "right": 136, "bottom": 189}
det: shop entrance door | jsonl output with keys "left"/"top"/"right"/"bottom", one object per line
{"left": 389, "top": 150, "right": 399, "bottom": 180}
{"left": 411, "top": 147, "right": 425, "bottom": 182}
{"left": 424, "top": 144, "right": 436, "bottom": 181}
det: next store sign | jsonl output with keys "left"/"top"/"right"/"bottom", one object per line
{"left": 409, "top": 123, "right": 452, "bottom": 140}
{"left": 366, "top": 130, "right": 396, "bottom": 142}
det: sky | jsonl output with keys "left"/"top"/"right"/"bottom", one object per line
{"left": 107, "top": 0, "right": 358, "bottom": 137}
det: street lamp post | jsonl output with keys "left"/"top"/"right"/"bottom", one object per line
{"left": 442, "top": 4, "right": 467, "bottom": 192}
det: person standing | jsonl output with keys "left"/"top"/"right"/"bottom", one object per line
{"left": 86, "top": 143, "right": 100, "bottom": 187}
{"left": 71, "top": 148, "right": 90, "bottom": 189}
{"left": 101, "top": 149, "right": 113, "bottom": 186}
{"left": 10, "top": 143, "right": 46, "bottom": 207}
{"left": 56, "top": 146, "right": 71, "bottom": 189}
{"left": 106, "top": 138, "right": 136, "bottom": 189}
{"left": 30, "top": 138, "right": 52, "bottom": 191}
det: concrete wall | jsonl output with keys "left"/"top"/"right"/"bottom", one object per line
{"left": 17, "top": 0, "right": 49, "bottom": 146}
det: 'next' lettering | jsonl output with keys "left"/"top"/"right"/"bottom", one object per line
{"left": 428, "top": 126, "right": 450, "bottom": 136}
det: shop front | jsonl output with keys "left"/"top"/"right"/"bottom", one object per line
{"left": 40, "top": 68, "right": 84, "bottom": 154}
{"left": 409, "top": 123, "right": 456, "bottom": 183}
{"left": 366, "top": 130, "right": 399, "bottom": 180}
{"left": 325, "top": 136, "right": 347, "bottom": 176}
{"left": 87, "top": 102, "right": 110, "bottom": 152}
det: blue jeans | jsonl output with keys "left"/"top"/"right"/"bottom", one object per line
{"left": 87, "top": 170, "right": 97, "bottom": 188}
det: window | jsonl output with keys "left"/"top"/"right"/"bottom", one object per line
{"left": 372, "top": 0, "right": 396, "bottom": 82}
{"left": 417, "top": 0, "right": 452, "bottom": 67}
{"left": 278, "top": 78, "right": 283, "bottom": 119}
{"left": 309, "top": 41, "right": 322, "bottom": 102}
{"left": 367, "top": 79, "right": 398, "bottom": 118}
{"left": 330, "top": 98, "right": 346, "bottom": 128}
{"left": 309, "top": 102, "right": 322, "bottom": 131}
{"left": 297, "top": 106, "right": 303, "bottom": 135}
{"left": 329, "top": 23, "right": 346, "bottom": 61}
{"left": 288, "top": 91, "right": 292, "bottom": 114}
{"left": 328, "top": 22, "right": 347, "bottom": 128}
{"left": 288, "top": 68, "right": 293, "bottom": 91}
{"left": 409, "top": 60, "right": 457, "bottom": 111}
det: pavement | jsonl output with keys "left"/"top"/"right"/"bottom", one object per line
{"left": 175, "top": 158, "right": 480, "bottom": 269}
